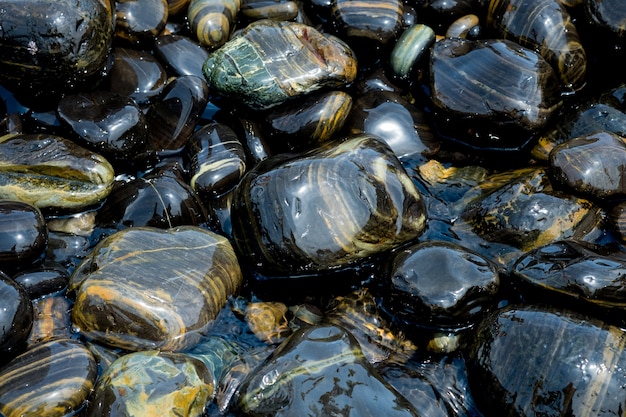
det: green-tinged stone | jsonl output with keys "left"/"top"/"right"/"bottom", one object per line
{"left": 0, "top": 134, "right": 115, "bottom": 210}
{"left": 86, "top": 350, "right": 214, "bottom": 417}
{"left": 0, "top": 338, "right": 97, "bottom": 417}
{"left": 69, "top": 226, "right": 242, "bottom": 351}
{"left": 390, "top": 24, "right": 435, "bottom": 78}
{"left": 203, "top": 20, "right": 357, "bottom": 110}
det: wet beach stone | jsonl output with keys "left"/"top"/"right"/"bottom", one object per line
{"left": 108, "top": 47, "right": 168, "bottom": 109}
{"left": 187, "top": 0, "right": 240, "bottom": 50}
{"left": 57, "top": 90, "right": 149, "bottom": 170}
{"left": 0, "top": 272, "right": 33, "bottom": 362}
{"left": 12, "top": 264, "right": 69, "bottom": 299}
{"left": 96, "top": 165, "right": 209, "bottom": 231}
{"left": 428, "top": 38, "right": 562, "bottom": 152}
{"left": 185, "top": 122, "right": 247, "bottom": 200}
{"left": 231, "top": 133, "right": 426, "bottom": 277}
{"left": 146, "top": 75, "right": 209, "bottom": 154}
{"left": 532, "top": 83, "right": 626, "bottom": 160}
{"left": 0, "top": 134, "right": 115, "bottom": 211}
{"left": 331, "top": 0, "right": 403, "bottom": 45}
{"left": 0, "top": 201, "right": 47, "bottom": 269}
{"left": 0, "top": 0, "right": 114, "bottom": 103}
{"left": 154, "top": 34, "right": 210, "bottom": 78}
{"left": 236, "top": 324, "right": 420, "bottom": 416}
{"left": 460, "top": 168, "right": 603, "bottom": 252}
{"left": 26, "top": 295, "right": 72, "bottom": 347}
{"left": 511, "top": 240, "right": 626, "bottom": 320}
{"left": 345, "top": 90, "right": 439, "bottom": 161}
{"left": 384, "top": 240, "right": 500, "bottom": 332}
{"left": 261, "top": 90, "right": 353, "bottom": 154}
{"left": 86, "top": 350, "right": 214, "bottom": 417}
{"left": 115, "top": 0, "right": 168, "bottom": 47}
{"left": 239, "top": 0, "right": 299, "bottom": 21}
{"left": 203, "top": 19, "right": 358, "bottom": 110}
{"left": 69, "top": 226, "right": 243, "bottom": 351}
{"left": 467, "top": 304, "right": 626, "bottom": 417}
{"left": 549, "top": 131, "right": 626, "bottom": 201}
{"left": 486, "top": 0, "right": 586, "bottom": 91}
{"left": 0, "top": 338, "right": 97, "bottom": 417}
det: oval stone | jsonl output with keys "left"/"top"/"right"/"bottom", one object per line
{"left": 467, "top": 305, "right": 626, "bottom": 416}
{"left": 108, "top": 47, "right": 168, "bottom": 108}
{"left": 487, "top": 0, "right": 586, "bottom": 91}
{"left": 332, "top": 0, "right": 404, "bottom": 44}
{"left": 549, "top": 131, "right": 626, "bottom": 201}
{"left": 203, "top": 20, "right": 357, "bottom": 110}
{"left": 57, "top": 90, "right": 149, "bottom": 167}
{"left": 385, "top": 240, "right": 500, "bottom": 330}
{"left": 96, "top": 166, "right": 209, "bottom": 231}
{"left": 12, "top": 264, "right": 69, "bottom": 299}
{"left": 461, "top": 168, "right": 602, "bottom": 251}
{"left": 0, "top": 272, "right": 33, "bottom": 361}
{"left": 0, "top": 134, "right": 115, "bottom": 210}
{"left": 86, "top": 350, "right": 214, "bottom": 417}
{"left": 429, "top": 38, "right": 562, "bottom": 151}
{"left": 146, "top": 75, "right": 209, "bottom": 154}
{"left": 236, "top": 324, "right": 419, "bottom": 416}
{"left": 0, "top": 338, "right": 97, "bottom": 417}
{"left": 0, "top": 201, "right": 47, "bottom": 268}
{"left": 69, "top": 226, "right": 243, "bottom": 351}
{"left": 345, "top": 90, "right": 439, "bottom": 161}
{"left": 0, "top": 0, "right": 114, "bottom": 99}
{"left": 512, "top": 240, "right": 626, "bottom": 315}
{"left": 231, "top": 134, "right": 427, "bottom": 276}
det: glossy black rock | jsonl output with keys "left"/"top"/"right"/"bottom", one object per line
{"left": 231, "top": 134, "right": 426, "bottom": 276}
{"left": 147, "top": 75, "right": 209, "bottom": 154}
{"left": 154, "top": 34, "right": 210, "bottom": 78}
{"left": 460, "top": 168, "right": 602, "bottom": 252}
{"left": 115, "top": 0, "right": 168, "bottom": 46}
{"left": 0, "top": 201, "right": 47, "bottom": 268}
{"left": 385, "top": 240, "right": 500, "bottom": 331}
{"left": 549, "top": 131, "right": 626, "bottom": 201}
{"left": 185, "top": 122, "right": 247, "bottom": 200}
{"left": 236, "top": 324, "right": 420, "bottom": 416}
{"left": 263, "top": 90, "right": 353, "bottom": 153}
{"left": 12, "top": 264, "right": 69, "bottom": 299}
{"left": 0, "top": 338, "right": 97, "bottom": 417}
{"left": 96, "top": 165, "right": 209, "bottom": 231}
{"left": 331, "top": 0, "right": 403, "bottom": 44}
{"left": 429, "top": 38, "right": 562, "bottom": 152}
{"left": 108, "top": 47, "right": 168, "bottom": 108}
{"left": 0, "top": 0, "right": 114, "bottom": 100}
{"left": 467, "top": 305, "right": 626, "bottom": 417}
{"left": 532, "top": 84, "right": 626, "bottom": 160}
{"left": 57, "top": 90, "right": 149, "bottom": 169}
{"left": 0, "top": 272, "right": 33, "bottom": 361}
{"left": 512, "top": 240, "right": 626, "bottom": 316}
{"left": 486, "top": 0, "right": 586, "bottom": 91}
{"left": 345, "top": 90, "right": 439, "bottom": 161}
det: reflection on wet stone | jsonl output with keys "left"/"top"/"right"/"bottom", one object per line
{"left": 2, "top": 0, "right": 626, "bottom": 415}
{"left": 231, "top": 134, "right": 426, "bottom": 276}
{"left": 236, "top": 324, "right": 420, "bottom": 417}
